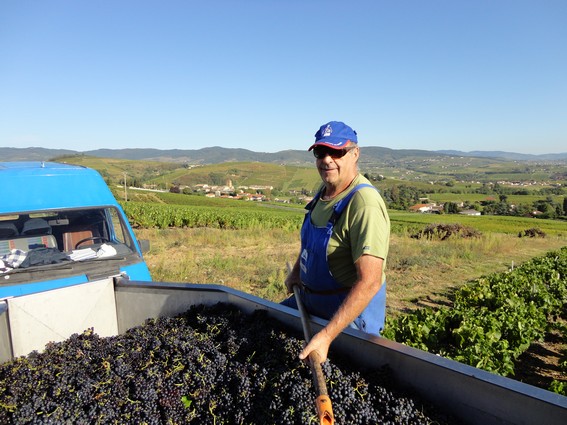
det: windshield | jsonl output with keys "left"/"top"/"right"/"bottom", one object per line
{"left": 0, "top": 207, "right": 138, "bottom": 276}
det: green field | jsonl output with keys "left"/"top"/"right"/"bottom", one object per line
{"left": 389, "top": 210, "right": 566, "bottom": 236}
{"left": 122, "top": 188, "right": 306, "bottom": 211}
{"left": 119, "top": 188, "right": 566, "bottom": 239}
{"left": 425, "top": 192, "right": 564, "bottom": 206}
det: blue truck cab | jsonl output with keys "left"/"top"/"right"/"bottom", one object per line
{"left": 0, "top": 161, "right": 152, "bottom": 298}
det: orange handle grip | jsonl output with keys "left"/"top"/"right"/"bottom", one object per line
{"left": 316, "top": 395, "right": 335, "bottom": 425}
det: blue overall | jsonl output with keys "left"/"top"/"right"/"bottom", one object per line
{"left": 282, "top": 184, "right": 386, "bottom": 335}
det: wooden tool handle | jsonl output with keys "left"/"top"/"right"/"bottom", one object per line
{"left": 287, "top": 263, "right": 335, "bottom": 424}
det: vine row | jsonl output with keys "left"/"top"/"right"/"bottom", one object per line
{"left": 383, "top": 246, "right": 567, "bottom": 392}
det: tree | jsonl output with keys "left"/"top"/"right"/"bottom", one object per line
{"left": 445, "top": 202, "right": 460, "bottom": 214}
{"left": 481, "top": 200, "right": 509, "bottom": 216}
{"left": 383, "top": 184, "right": 424, "bottom": 210}
{"left": 476, "top": 183, "right": 492, "bottom": 194}
{"left": 533, "top": 199, "right": 556, "bottom": 219}
{"left": 513, "top": 203, "right": 533, "bottom": 217}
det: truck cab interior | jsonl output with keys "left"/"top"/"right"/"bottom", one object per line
{"left": 0, "top": 207, "right": 140, "bottom": 272}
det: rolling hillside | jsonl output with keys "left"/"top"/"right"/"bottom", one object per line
{"left": 1, "top": 147, "right": 566, "bottom": 193}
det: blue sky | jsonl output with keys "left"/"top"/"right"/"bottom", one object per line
{"left": 1, "top": 1, "right": 566, "bottom": 154}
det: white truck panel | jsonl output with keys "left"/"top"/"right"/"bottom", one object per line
{"left": 8, "top": 278, "right": 118, "bottom": 357}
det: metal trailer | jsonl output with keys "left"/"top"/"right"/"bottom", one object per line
{"left": 1, "top": 277, "right": 566, "bottom": 425}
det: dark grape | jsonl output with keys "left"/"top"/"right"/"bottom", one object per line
{"left": 0, "top": 303, "right": 456, "bottom": 424}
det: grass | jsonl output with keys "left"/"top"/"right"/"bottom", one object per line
{"left": 142, "top": 161, "right": 322, "bottom": 192}
{"left": 132, "top": 189, "right": 306, "bottom": 210}
{"left": 386, "top": 232, "right": 566, "bottom": 316}
{"left": 135, "top": 226, "right": 567, "bottom": 319}
{"left": 388, "top": 210, "right": 567, "bottom": 236}
{"left": 425, "top": 192, "right": 564, "bottom": 206}
{"left": 138, "top": 227, "right": 300, "bottom": 301}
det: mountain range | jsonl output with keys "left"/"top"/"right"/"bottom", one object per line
{"left": 1, "top": 146, "right": 566, "bottom": 164}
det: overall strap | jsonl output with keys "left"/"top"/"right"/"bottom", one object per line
{"left": 305, "top": 190, "right": 322, "bottom": 211}
{"left": 329, "top": 183, "right": 376, "bottom": 225}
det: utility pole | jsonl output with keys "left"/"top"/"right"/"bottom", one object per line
{"left": 123, "top": 172, "right": 128, "bottom": 202}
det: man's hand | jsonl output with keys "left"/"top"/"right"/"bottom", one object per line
{"left": 299, "top": 328, "right": 333, "bottom": 364}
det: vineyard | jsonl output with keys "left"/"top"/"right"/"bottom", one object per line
{"left": 382, "top": 246, "right": 567, "bottom": 394}
{"left": 122, "top": 201, "right": 303, "bottom": 231}
{"left": 120, "top": 193, "right": 567, "bottom": 237}
{"left": 388, "top": 209, "right": 567, "bottom": 236}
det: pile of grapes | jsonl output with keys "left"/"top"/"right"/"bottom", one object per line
{"left": 0, "top": 304, "right": 455, "bottom": 424}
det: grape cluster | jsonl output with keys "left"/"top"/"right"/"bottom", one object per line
{"left": 0, "top": 304, "right": 456, "bottom": 424}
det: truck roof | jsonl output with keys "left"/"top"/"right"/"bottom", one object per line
{"left": 0, "top": 161, "right": 119, "bottom": 214}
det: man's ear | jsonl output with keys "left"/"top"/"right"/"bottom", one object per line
{"left": 352, "top": 146, "right": 360, "bottom": 160}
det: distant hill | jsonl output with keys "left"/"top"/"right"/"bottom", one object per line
{"left": 436, "top": 150, "right": 567, "bottom": 161}
{"left": 0, "top": 147, "right": 78, "bottom": 162}
{"left": 3, "top": 146, "right": 566, "bottom": 165}
{"left": 3, "top": 146, "right": 565, "bottom": 190}
{"left": 0, "top": 147, "right": 313, "bottom": 165}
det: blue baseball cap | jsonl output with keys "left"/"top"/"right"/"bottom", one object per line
{"left": 309, "top": 121, "right": 358, "bottom": 151}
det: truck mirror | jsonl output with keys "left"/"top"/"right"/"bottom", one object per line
{"left": 138, "top": 239, "right": 150, "bottom": 253}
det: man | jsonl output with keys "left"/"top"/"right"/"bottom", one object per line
{"left": 282, "top": 121, "right": 390, "bottom": 364}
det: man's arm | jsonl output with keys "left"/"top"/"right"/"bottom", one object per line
{"left": 298, "top": 254, "right": 384, "bottom": 363}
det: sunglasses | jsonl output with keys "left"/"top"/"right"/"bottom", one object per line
{"left": 312, "top": 145, "right": 356, "bottom": 160}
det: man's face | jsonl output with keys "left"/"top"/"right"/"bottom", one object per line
{"left": 313, "top": 144, "right": 359, "bottom": 188}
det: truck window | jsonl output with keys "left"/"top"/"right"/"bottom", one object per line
{"left": 109, "top": 208, "right": 127, "bottom": 244}
{"left": 0, "top": 207, "right": 137, "bottom": 262}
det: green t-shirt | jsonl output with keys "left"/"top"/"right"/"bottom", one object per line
{"left": 310, "top": 174, "right": 390, "bottom": 286}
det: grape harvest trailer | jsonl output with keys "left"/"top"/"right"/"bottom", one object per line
{"left": 1, "top": 277, "right": 565, "bottom": 424}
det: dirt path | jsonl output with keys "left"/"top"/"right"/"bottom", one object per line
{"left": 514, "top": 325, "right": 566, "bottom": 390}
